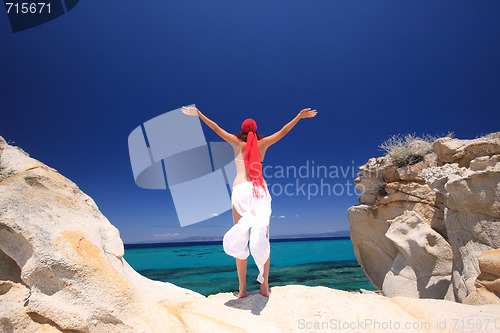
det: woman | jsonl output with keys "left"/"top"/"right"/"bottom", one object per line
{"left": 182, "top": 106, "right": 317, "bottom": 297}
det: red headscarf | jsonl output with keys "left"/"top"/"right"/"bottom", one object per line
{"left": 241, "top": 119, "right": 267, "bottom": 197}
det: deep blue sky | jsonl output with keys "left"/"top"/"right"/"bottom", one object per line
{"left": 1, "top": 1, "right": 499, "bottom": 243}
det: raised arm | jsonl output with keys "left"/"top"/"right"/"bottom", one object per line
{"left": 182, "top": 106, "right": 239, "bottom": 144}
{"left": 260, "top": 108, "right": 317, "bottom": 148}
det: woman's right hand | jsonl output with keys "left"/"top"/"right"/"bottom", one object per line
{"left": 182, "top": 106, "right": 199, "bottom": 116}
{"left": 298, "top": 108, "right": 318, "bottom": 119}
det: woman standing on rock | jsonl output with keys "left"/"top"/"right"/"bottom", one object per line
{"left": 182, "top": 106, "right": 317, "bottom": 297}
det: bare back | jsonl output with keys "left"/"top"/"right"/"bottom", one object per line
{"left": 232, "top": 139, "right": 268, "bottom": 187}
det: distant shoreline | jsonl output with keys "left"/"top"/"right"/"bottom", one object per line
{"left": 124, "top": 236, "right": 350, "bottom": 249}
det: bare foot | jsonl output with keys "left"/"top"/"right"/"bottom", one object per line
{"left": 236, "top": 286, "right": 247, "bottom": 298}
{"left": 260, "top": 284, "right": 271, "bottom": 297}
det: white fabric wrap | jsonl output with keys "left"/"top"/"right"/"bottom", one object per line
{"left": 223, "top": 182, "right": 272, "bottom": 283}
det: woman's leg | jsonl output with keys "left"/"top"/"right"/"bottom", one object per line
{"left": 260, "top": 225, "right": 271, "bottom": 296}
{"left": 236, "top": 257, "right": 247, "bottom": 298}
{"left": 232, "top": 205, "right": 242, "bottom": 224}
{"left": 232, "top": 206, "right": 247, "bottom": 298}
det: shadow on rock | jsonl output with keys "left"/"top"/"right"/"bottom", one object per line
{"left": 224, "top": 290, "right": 270, "bottom": 315}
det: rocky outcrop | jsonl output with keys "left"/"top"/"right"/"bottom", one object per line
{"left": 463, "top": 249, "right": 500, "bottom": 305}
{"left": 163, "top": 285, "right": 500, "bottom": 332}
{"left": 433, "top": 134, "right": 500, "bottom": 167}
{"left": 1, "top": 136, "right": 500, "bottom": 332}
{"left": 349, "top": 132, "right": 500, "bottom": 304}
{"left": 0, "top": 136, "right": 203, "bottom": 332}
{"left": 423, "top": 144, "right": 500, "bottom": 303}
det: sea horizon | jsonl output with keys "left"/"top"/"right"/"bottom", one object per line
{"left": 124, "top": 235, "right": 350, "bottom": 249}
{"left": 124, "top": 230, "right": 351, "bottom": 248}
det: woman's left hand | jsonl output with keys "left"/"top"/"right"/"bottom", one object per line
{"left": 298, "top": 108, "right": 317, "bottom": 119}
{"left": 182, "top": 106, "right": 199, "bottom": 116}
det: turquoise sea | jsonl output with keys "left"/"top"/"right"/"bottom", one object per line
{"left": 124, "top": 238, "right": 375, "bottom": 296}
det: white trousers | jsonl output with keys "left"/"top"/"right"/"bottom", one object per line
{"left": 223, "top": 181, "right": 272, "bottom": 283}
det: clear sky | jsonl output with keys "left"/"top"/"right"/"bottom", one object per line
{"left": 1, "top": 1, "right": 499, "bottom": 243}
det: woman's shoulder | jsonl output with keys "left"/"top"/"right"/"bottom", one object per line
{"left": 234, "top": 140, "right": 245, "bottom": 149}
{"left": 231, "top": 140, "right": 245, "bottom": 155}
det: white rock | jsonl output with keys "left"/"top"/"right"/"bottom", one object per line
{"left": 433, "top": 133, "right": 500, "bottom": 167}
{"left": 2, "top": 135, "right": 500, "bottom": 332}
{"left": 0, "top": 137, "right": 203, "bottom": 332}
{"left": 351, "top": 133, "right": 500, "bottom": 304}
{"left": 470, "top": 154, "right": 500, "bottom": 171}
{"left": 464, "top": 249, "right": 500, "bottom": 305}
{"left": 348, "top": 204, "right": 399, "bottom": 289}
{"left": 179, "top": 285, "right": 500, "bottom": 333}
{"left": 383, "top": 211, "right": 454, "bottom": 300}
